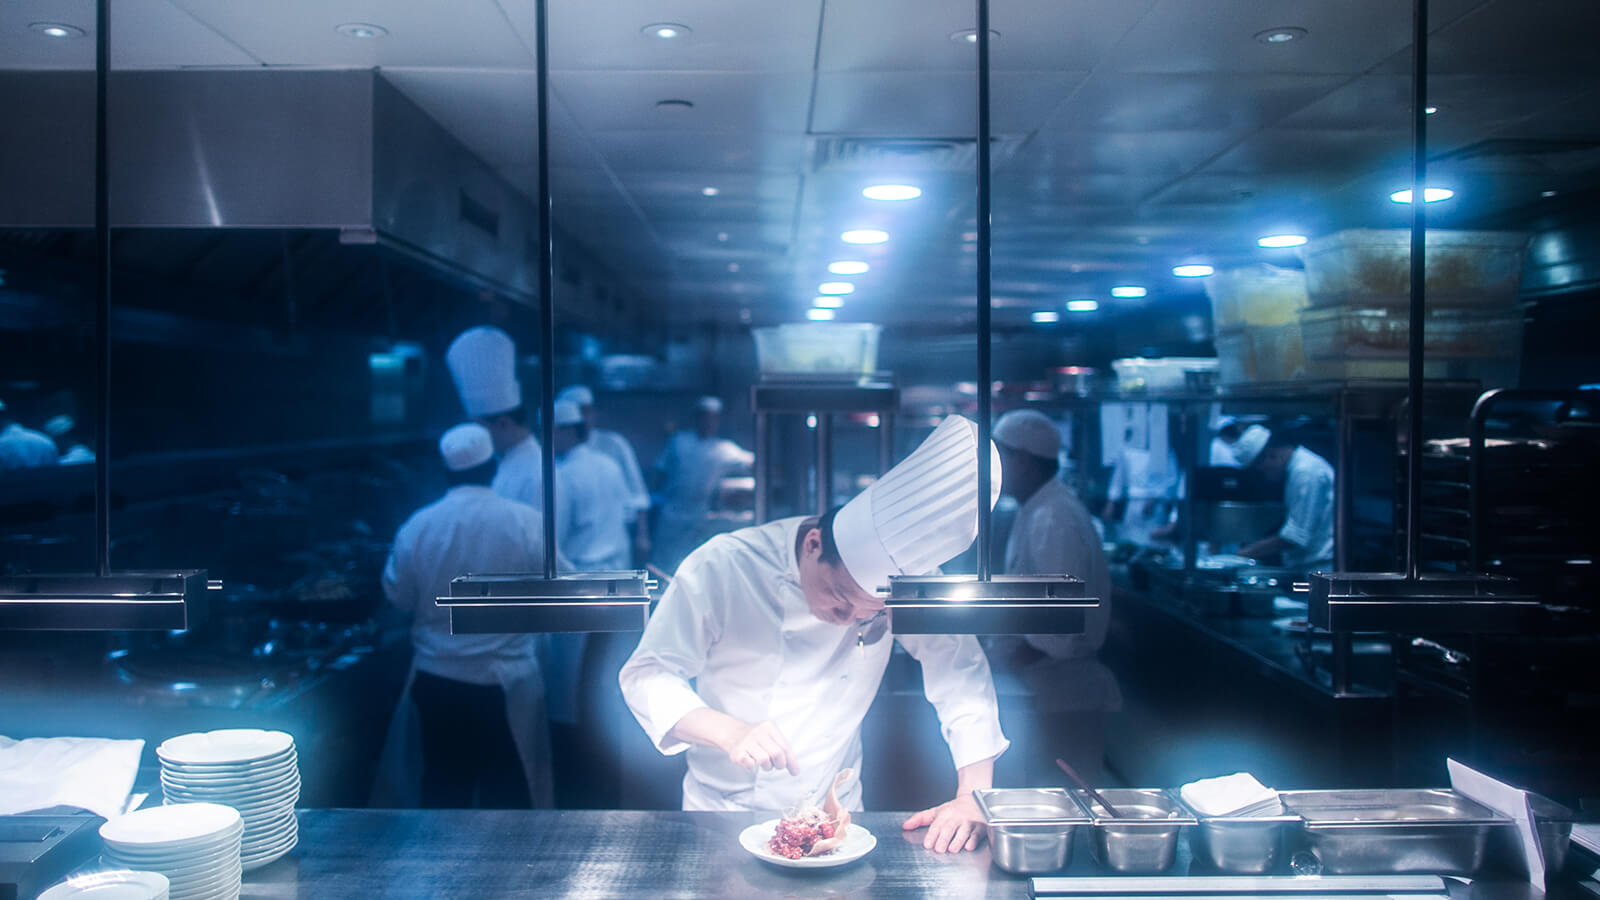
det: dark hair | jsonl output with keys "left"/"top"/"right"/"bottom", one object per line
{"left": 1264, "top": 430, "right": 1299, "bottom": 453}
{"left": 815, "top": 506, "right": 844, "bottom": 566}
{"left": 483, "top": 405, "right": 526, "bottom": 427}
{"left": 446, "top": 459, "right": 497, "bottom": 487}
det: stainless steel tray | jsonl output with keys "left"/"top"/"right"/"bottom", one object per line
{"left": 1172, "top": 794, "right": 1301, "bottom": 875}
{"left": 1072, "top": 788, "right": 1197, "bottom": 875}
{"left": 973, "top": 788, "right": 1090, "bottom": 875}
{"left": 1279, "top": 789, "right": 1510, "bottom": 875}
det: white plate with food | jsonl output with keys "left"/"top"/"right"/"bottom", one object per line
{"left": 738, "top": 769, "right": 875, "bottom": 869}
{"left": 740, "top": 819, "right": 876, "bottom": 869}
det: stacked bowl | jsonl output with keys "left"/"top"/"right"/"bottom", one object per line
{"left": 100, "top": 803, "right": 241, "bottom": 900}
{"left": 157, "top": 729, "right": 299, "bottom": 871}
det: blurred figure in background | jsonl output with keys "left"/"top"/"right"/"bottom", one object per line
{"left": 1209, "top": 415, "right": 1244, "bottom": 467}
{"left": 0, "top": 400, "right": 58, "bottom": 470}
{"left": 43, "top": 415, "right": 94, "bottom": 465}
{"left": 446, "top": 326, "right": 543, "bottom": 509}
{"left": 376, "top": 424, "right": 551, "bottom": 809}
{"left": 557, "top": 385, "right": 651, "bottom": 566}
{"left": 1234, "top": 425, "right": 1335, "bottom": 570}
{"left": 1101, "top": 426, "right": 1180, "bottom": 545}
{"left": 651, "top": 396, "right": 753, "bottom": 573}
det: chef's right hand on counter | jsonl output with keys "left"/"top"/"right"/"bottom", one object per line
{"left": 670, "top": 708, "right": 801, "bottom": 774}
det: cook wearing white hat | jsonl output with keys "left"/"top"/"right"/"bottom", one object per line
{"left": 556, "top": 384, "right": 653, "bottom": 564}
{"left": 621, "top": 415, "right": 1008, "bottom": 855}
{"left": 0, "top": 401, "right": 60, "bottom": 471}
{"left": 650, "top": 395, "right": 753, "bottom": 572}
{"left": 1236, "top": 426, "right": 1335, "bottom": 569}
{"left": 696, "top": 395, "right": 723, "bottom": 414}
{"left": 445, "top": 326, "right": 543, "bottom": 509}
{"left": 1209, "top": 415, "right": 1245, "bottom": 467}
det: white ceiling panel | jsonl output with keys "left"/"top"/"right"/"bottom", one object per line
{"left": 553, "top": 72, "right": 810, "bottom": 134}
{"left": 1017, "top": 129, "right": 1243, "bottom": 179}
{"left": 382, "top": 69, "right": 592, "bottom": 171}
{"left": 1202, "top": 128, "right": 1412, "bottom": 179}
{"left": 1106, "top": 0, "right": 1416, "bottom": 75}
{"left": 1, "top": 0, "right": 94, "bottom": 69}
{"left": 587, "top": 131, "right": 808, "bottom": 173}
{"left": 818, "top": 0, "right": 1153, "bottom": 72}
{"left": 115, "top": 0, "right": 262, "bottom": 68}
{"left": 1049, "top": 73, "right": 1346, "bottom": 133}
{"left": 1412, "top": 0, "right": 1600, "bottom": 76}
{"left": 810, "top": 71, "right": 1086, "bottom": 137}
{"left": 544, "top": 0, "right": 821, "bottom": 72}
{"left": 167, "top": 0, "right": 536, "bottom": 68}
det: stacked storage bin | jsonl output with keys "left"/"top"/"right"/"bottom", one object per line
{"left": 1204, "top": 264, "right": 1310, "bottom": 385}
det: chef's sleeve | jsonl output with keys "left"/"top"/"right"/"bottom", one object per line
{"left": 616, "top": 439, "right": 651, "bottom": 514}
{"left": 381, "top": 521, "right": 411, "bottom": 614}
{"left": 896, "top": 633, "right": 1011, "bottom": 770}
{"left": 1279, "top": 462, "right": 1332, "bottom": 551}
{"left": 618, "top": 555, "right": 719, "bottom": 755}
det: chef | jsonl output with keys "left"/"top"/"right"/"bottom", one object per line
{"left": 446, "top": 326, "right": 542, "bottom": 508}
{"left": 651, "top": 396, "right": 754, "bottom": 572}
{"left": 0, "top": 400, "right": 59, "bottom": 470}
{"left": 1210, "top": 415, "right": 1244, "bottom": 467}
{"left": 1101, "top": 427, "right": 1180, "bottom": 545}
{"left": 1233, "top": 425, "right": 1335, "bottom": 569}
{"left": 621, "top": 416, "right": 1008, "bottom": 854}
{"left": 557, "top": 384, "right": 651, "bottom": 565}
{"left": 377, "top": 423, "right": 552, "bottom": 808}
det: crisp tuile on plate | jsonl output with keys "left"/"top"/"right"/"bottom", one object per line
{"left": 768, "top": 769, "right": 853, "bottom": 858}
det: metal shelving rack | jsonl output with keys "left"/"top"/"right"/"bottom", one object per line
{"left": 750, "top": 377, "right": 899, "bottom": 524}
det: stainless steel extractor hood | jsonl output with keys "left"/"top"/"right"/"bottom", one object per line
{"left": 0, "top": 69, "right": 539, "bottom": 302}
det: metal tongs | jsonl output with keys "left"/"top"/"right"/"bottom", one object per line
{"left": 1056, "top": 757, "right": 1125, "bottom": 818}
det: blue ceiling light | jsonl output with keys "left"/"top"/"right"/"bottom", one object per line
{"left": 1110, "top": 285, "right": 1147, "bottom": 299}
{"left": 1172, "top": 264, "right": 1215, "bottom": 278}
{"left": 1390, "top": 187, "right": 1454, "bottom": 204}
{"left": 1066, "top": 299, "right": 1099, "bottom": 312}
{"left": 1258, "top": 234, "right": 1308, "bottom": 248}
{"left": 813, "top": 296, "right": 844, "bottom": 309}
{"left": 1031, "top": 311, "right": 1061, "bottom": 324}
{"left": 828, "top": 261, "right": 869, "bottom": 275}
{"left": 862, "top": 184, "right": 922, "bottom": 201}
{"left": 807, "top": 308, "right": 836, "bottom": 321}
{"left": 841, "top": 229, "right": 889, "bottom": 245}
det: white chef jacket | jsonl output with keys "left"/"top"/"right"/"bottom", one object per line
{"left": 59, "top": 444, "right": 95, "bottom": 465}
{"left": 556, "top": 443, "right": 633, "bottom": 571}
{"left": 619, "top": 516, "right": 1009, "bottom": 813}
{"left": 1278, "top": 446, "right": 1335, "bottom": 569}
{"left": 588, "top": 427, "right": 650, "bottom": 516}
{"left": 1209, "top": 438, "right": 1239, "bottom": 467}
{"left": 1005, "top": 478, "right": 1112, "bottom": 661}
{"left": 654, "top": 432, "right": 753, "bottom": 523}
{"left": 0, "top": 424, "right": 59, "bottom": 471}
{"left": 492, "top": 434, "right": 544, "bottom": 509}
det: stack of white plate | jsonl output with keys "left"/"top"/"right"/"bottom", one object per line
{"left": 39, "top": 870, "right": 170, "bottom": 900}
{"left": 157, "top": 729, "right": 299, "bottom": 871}
{"left": 100, "top": 803, "right": 241, "bottom": 900}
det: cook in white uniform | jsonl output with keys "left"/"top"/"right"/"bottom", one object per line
{"left": 651, "top": 396, "right": 754, "bottom": 573}
{"left": 0, "top": 401, "right": 60, "bottom": 471}
{"left": 377, "top": 424, "right": 552, "bottom": 808}
{"left": 446, "top": 327, "right": 542, "bottom": 508}
{"left": 1233, "top": 425, "right": 1335, "bottom": 569}
{"left": 1209, "top": 416, "right": 1244, "bottom": 467}
{"left": 557, "top": 385, "right": 651, "bottom": 565}
{"left": 1102, "top": 431, "right": 1180, "bottom": 545}
{"left": 621, "top": 416, "right": 1008, "bottom": 854}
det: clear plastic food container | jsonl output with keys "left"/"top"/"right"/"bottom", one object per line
{"left": 1112, "top": 357, "right": 1218, "bottom": 393}
{"left": 1206, "top": 265, "right": 1310, "bottom": 330}
{"left": 1299, "top": 229, "right": 1530, "bottom": 309}
{"left": 1299, "top": 307, "right": 1524, "bottom": 360}
{"left": 752, "top": 323, "right": 881, "bottom": 377}
{"left": 1215, "top": 324, "right": 1306, "bottom": 385}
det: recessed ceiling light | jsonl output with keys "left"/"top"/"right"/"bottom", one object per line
{"left": 841, "top": 229, "right": 889, "bottom": 245}
{"left": 818, "top": 282, "right": 855, "bottom": 295}
{"left": 1172, "top": 264, "right": 1215, "bottom": 278}
{"left": 814, "top": 296, "right": 845, "bottom": 309}
{"left": 1067, "top": 299, "right": 1099, "bottom": 312}
{"left": 828, "top": 261, "right": 869, "bottom": 276}
{"left": 335, "top": 22, "right": 387, "bottom": 39}
{"left": 807, "top": 308, "right": 837, "bottom": 321}
{"left": 1110, "top": 286, "right": 1147, "bottom": 299}
{"left": 716, "top": 231, "right": 729, "bottom": 241}
{"left": 700, "top": 186, "right": 719, "bottom": 197}
{"left": 862, "top": 184, "right": 922, "bottom": 201}
{"left": 1031, "top": 311, "right": 1061, "bottom": 324}
{"left": 951, "top": 29, "right": 1002, "bottom": 44}
{"left": 1424, "top": 106, "right": 1439, "bottom": 115}
{"left": 961, "top": 231, "right": 978, "bottom": 242}
{"left": 1389, "top": 187, "right": 1454, "bottom": 204}
{"left": 1255, "top": 27, "right": 1307, "bottom": 44}
{"left": 30, "top": 22, "right": 85, "bottom": 38}
{"left": 1541, "top": 190, "right": 1559, "bottom": 198}
{"left": 642, "top": 23, "right": 690, "bottom": 39}
{"left": 1258, "top": 234, "right": 1309, "bottom": 248}
{"left": 727, "top": 263, "right": 740, "bottom": 273}
{"left": 657, "top": 99, "right": 695, "bottom": 111}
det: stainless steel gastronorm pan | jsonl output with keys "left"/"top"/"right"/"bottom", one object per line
{"left": 974, "top": 788, "right": 1091, "bottom": 875}
{"left": 1279, "top": 789, "right": 1510, "bottom": 875}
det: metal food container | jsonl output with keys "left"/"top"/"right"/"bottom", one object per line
{"left": 1280, "top": 789, "right": 1510, "bottom": 875}
{"left": 1076, "top": 789, "right": 1197, "bottom": 874}
{"left": 1173, "top": 795, "right": 1300, "bottom": 874}
{"left": 973, "top": 788, "right": 1090, "bottom": 875}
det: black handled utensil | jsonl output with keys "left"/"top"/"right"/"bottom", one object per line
{"left": 1056, "top": 757, "right": 1125, "bottom": 818}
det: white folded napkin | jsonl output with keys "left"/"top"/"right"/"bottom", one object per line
{"left": 0, "top": 735, "right": 145, "bottom": 820}
{"left": 1179, "top": 772, "right": 1279, "bottom": 817}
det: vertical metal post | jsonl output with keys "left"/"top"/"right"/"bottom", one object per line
{"left": 1335, "top": 390, "right": 1352, "bottom": 571}
{"left": 815, "top": 414, "right": 833, "bottom": 515}
{"left": 1180, "top": 403, "right": 1197, "bottom": 582}
{"left": 878, "top": 414, "right": 894, "bottom": 475}
{"left": 754, "top": 411, "right": 770, "bottom": 524}
{"left": 975, "top": 0, "right": 994, "bottom": 581}
{"left": 1404, "top": 0, "right": 1429, "bottom": 581}
{"left": 93, "top": 0, "right": 112, "bottom": 577}
{"left": 535, "top": 0, "right": 557, "bottom": 578}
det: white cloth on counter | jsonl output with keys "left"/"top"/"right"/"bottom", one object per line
{"left": 1179, "top": 772, "right": 1279, "bottom": 817}
{"left": 0, "top": 736, "right": 144, "bottom": 820}
{"left": 619, "top": 516, "right": 1009, "bottom": 813}
{"left": 1005, "top": 478, "right": 1112, "bottom": 661}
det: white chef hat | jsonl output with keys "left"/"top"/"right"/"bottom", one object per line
{"left": 993, "top": 409, "right": 1060, "bottom": 461}
{"left": 1231, "top": 425, "right": 1271, "bottom": 468}
{"left": 557, "top": 385, "right": 595, "bottom": 408}
{"left": 1214, "top": 414, "right": 1239, "bottom": 432}
{"left": 832, "top": 415, "right": 1003, "bottom": 595}
{"left": 440, "top": 423, "right": 494, "bottom": 472}
{"left": 553, "top": 399, "right": 583, "bottom": 427}
{"left": 43, "top": 415, "right": 75, "bottom": 438}
{"left": 697, "top": 396, "right": 723, "bottom": 414}
{"left": 446, "top": 326, "right": 522, "bottom": 419}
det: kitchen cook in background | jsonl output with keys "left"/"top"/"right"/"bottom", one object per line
{"left": 373, "top": 423, "right": 552, "bottom": 809}
{"left": 446, "top": 326, "right": 543, "bottom": 509}
{"left": 0, "top": 400, "right": 59, "bottom": 470}
{"left": 620, "top": 416, "right": 1008, "bottom": 854}
{"left": 1234, "top": 425, "right": 1336, "bottom": 570}
{"left": 43, "top": 415, "right": 94, "bottom": 465}
{"left": 650, "top": 395, "right": 754, "bottom": 573}
{"left": 1101, "top": 425, "right": 1181, "bottom": 545}
{"left": 557, "top": 384, "right": 652, "bottom": 566}
{"left": 1210, "top": 415, "right": 1244, "bottom": 467}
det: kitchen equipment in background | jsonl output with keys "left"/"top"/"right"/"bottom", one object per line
{"left": 973, "top": 788, "right": 1090, "bottom": 875}
{"left": 1031, "top": 875, "right": 1449, "bottom": 898}
{"left": 0, "top": 815, "right": 107, "bottom": 900}
{"left": 1209, "top": 266, "right": 1310, "bottom": 386}
{"left": 99, "top": 803, "right": 242, "bottom": 900}
{"left": 156, "top": 730, "right": 299, "bottom": 871}
{"left": 1190, "top": 502, "right": 1287, "bottom": 548}
{"left": 1051, "top": 367, "right": 1099, "bottom": 397}
{"left": 752, "top": 323, "right": 882, "bottom": 378}
{"left": 1278, "top": 789, "right": 1509, "bottom": 876}
{"left": 1111, "top": 358, "right": 1219, "bottom": 394}
{"left": 1299, "top": 307, "right": 1523, "bottom": 384}
{"left": 1299, "top": 230, "right": 1530, "bottom": 310}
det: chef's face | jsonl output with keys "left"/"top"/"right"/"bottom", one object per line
{"left": 797, "top": 525, "right": 884, "bottom": 626}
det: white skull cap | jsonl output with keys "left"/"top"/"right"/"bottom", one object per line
{"left": 832, "top": 415, "right": 1003, "bottom": 595}
{"left": 440, "top": 423, "right": 495, "bottom": 472}
{"left": 993, "top": 409, "right": 1061, "bottom": 461}
{"left": 1231, "top": 424, "right": 1272, "bottom": 468}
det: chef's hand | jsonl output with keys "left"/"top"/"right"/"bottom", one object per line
{"left": 903, "top": 793, "right": 986, "bottom": 854}
{"left": 718, "top": 718, "right": 801, "bottom": 775}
